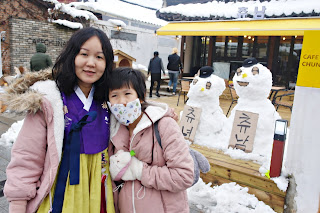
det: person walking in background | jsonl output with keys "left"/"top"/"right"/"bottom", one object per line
{"left": 3, "top": 27, "right": 115, "bottom": 213}
{"left": 147, "top": 51, "right": 165, "bottom": 98}
{"left": 167, "top": 47, "right": 183, "bottom": 95}
{"left": 30, "top": 43, "right": 53, "bottom": 71}
{"left": 107, "top": 67, "right": 194, "bottom": 213}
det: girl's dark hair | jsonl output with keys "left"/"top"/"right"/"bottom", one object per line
{"left": 107, "top": 67, "right": 146, "bottom": 102}
{"left": 53, "top": 27, "right": 114, "bottom": 102}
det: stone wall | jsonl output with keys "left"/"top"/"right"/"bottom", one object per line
{"left": 9, "top": 18, "right": 76, "bottom": 73}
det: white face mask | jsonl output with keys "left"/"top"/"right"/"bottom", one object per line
{"left": 107, "top": 98, "right": 142, "bottom": 126}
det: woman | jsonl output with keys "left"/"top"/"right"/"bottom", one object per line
{"left": 167, "top": 47, "right": 183, "bottom": 95}
{"left": 3, "top": 27, "right": 115, "bottom": 213}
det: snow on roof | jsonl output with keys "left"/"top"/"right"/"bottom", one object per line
{"left": 42, "top": 0, "right": 97, "bottom": 29}
{"left": 108, "top": 19, "right": 127, "bottom": 28}
{"left": 42, "top": 0, "right": 60, "bottom": 4}
{"left": 120, "top": 0, "right": 163, "bottom": 10}
{"left": 54, "top": 3, "right": 98, "bottom": 21}
{"left": 159, "top": 0, "right": 320, "bottom": 19}
{"left": 52, "top": 19, "right": 83, "bottom": 29}
{"left": 68, "top": 0, "right": 167, "bottom": 26}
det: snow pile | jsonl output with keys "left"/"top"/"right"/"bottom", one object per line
{"left": 0, "top": 119, "right": 24, "bottom": 147}
{"left": 132, "top": 63, "right": 147, "bottom": 71}
{"left": 188, "top": 179, "right": 276, "bottom": 213}
{"left": 159, "top": 0, "right": 320, "bottom": 19}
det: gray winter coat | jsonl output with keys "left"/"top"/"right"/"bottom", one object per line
{"left": 148, "top": 56, "right": 165, "bottom": 75}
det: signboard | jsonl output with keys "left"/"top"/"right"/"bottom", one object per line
{"left": 296, "top": 31, "right": 320, "bottom": 88}
{"left": 237, "top": 6, "right": 266, "bottom": 19}
{"left": 229, "top": 110, "right": 259, "bottom": 153}
{"left": 179, "top": 105, "right": 201, "bottom": 142}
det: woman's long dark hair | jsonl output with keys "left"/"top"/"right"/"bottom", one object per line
{"left": 53, "top": 27, "right": 114, "bottom": 102}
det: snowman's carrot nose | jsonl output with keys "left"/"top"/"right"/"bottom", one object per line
{"left": 242, "top": 73, "right": 248, "bottom": 78}
{"left": 201, "top": 87, "right": 205, "bottom": 91}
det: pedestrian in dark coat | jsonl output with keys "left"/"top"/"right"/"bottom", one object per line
{"left": 148, "top": 51, "right": 165, "bottom": 97}
{"left": 30, "top": 43, "right": 53, "bottom": 72}
{"left": 167, "top": 47, "right": 183, "bottom": 95}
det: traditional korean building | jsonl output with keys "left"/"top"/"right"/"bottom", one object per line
{"left": 157, "top": 0, "right": 320, "bottom": 87}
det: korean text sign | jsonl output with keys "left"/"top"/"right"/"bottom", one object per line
{"left": 179, "top": 105, "right": 201, "bottom": 142}
{"left": 229, "top": 110, "right": 259, "bottom": 153}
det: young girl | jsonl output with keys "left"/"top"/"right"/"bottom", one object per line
{"left": 3, "top": 27, "right": 115, "bottom": 213}
{"left": 107, "top": 67, "right": 194, "bottom": 213}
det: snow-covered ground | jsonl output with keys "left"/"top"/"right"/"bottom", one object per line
{"left": 188, "top": 180, "right": 276, "bottom": 213}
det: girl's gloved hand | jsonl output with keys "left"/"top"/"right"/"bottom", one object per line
{"left": 122, "top": 156, "right": 143, "bottom": 181}
{"left": 109, "top": 150, "right": 143, "bottom": 181}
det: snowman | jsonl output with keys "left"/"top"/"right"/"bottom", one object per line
{"left": 186, "top": 66, "right": 228, "bottom": 149}
{"left": 228, "top": 58, "right": 281, "bottom": 159}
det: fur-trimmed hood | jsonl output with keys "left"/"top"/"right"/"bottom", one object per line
{"left": 0, "top": 68, "right": 54, "bottom": 113}
{"left": 0, "top": 68, "right": 65, "bottom": 161}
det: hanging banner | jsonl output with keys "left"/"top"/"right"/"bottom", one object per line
{"left": 296, "top": 31, "right": 320, "bottom": 88}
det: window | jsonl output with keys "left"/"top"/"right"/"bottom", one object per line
{"left": 291, "top": 36, "right": 303, "bottom": 85}
{"left": 227, "top": 36, "right": 238, "bottom": 57}
{"left": 242, "top": 36, "right": 254, "bottom": 58}
{"left": 216, "top": 36, "right": 226, "bottom": 58}
{"left": 256, "top": 36, "right": 268, "bottom": 59}
{"left": 200, "top": 36, "right": 210, "bottom": 66}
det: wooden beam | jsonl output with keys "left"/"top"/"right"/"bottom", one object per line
{"left": 190, "top": 144, "right": 286, "bottom": 213}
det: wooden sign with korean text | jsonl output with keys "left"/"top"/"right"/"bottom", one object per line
{"left": 229, "top": 110, "right": 259, "bottom": 153}
{"left": 179, "top": 105, "right": 201, "bottom": 142}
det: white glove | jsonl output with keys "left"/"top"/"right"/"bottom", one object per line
{"left": 109, "top": 150, "right": 143, "bottom": 181}
{"left": 109, "top": 150, "right": 132, "bottom": 180}
{"left": 122, "top": 156, "right": 143, "bottom": 181}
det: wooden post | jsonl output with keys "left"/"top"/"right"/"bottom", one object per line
{"left": 318, "top": 194, "right": 320, "bottom": 213}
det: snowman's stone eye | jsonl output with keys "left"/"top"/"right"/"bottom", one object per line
{"left": 193, "top": 79, "right": 198, "bottom": 85}
{"left": 252, "top": 67, "right": 259, "bottom": 75}
{"left": 206, "top": 81, "right": 211, "bottom": 89}
{"left": 236, "top": 68, "right": 242, "bottom": 76}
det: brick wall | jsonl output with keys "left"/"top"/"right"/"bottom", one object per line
{"left": 9, "top": 18, "right": 76, "bottom": 73}
{"left": 0, "top": 0, "right": 55, "bottom": 74}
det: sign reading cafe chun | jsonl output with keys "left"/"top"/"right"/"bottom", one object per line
{"left": 237, "top": 6, "right": 266, "bottom": 19}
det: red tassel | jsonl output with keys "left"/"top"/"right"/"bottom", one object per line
{"left": 100, "top": 175, "right": 107, "bottom": 213}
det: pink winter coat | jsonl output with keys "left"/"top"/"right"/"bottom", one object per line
{"left": 2, "top": 73, "right": 65, "bottom": 213}
{"left": 108, "top": 101, "right": 194, "bottom": 213}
